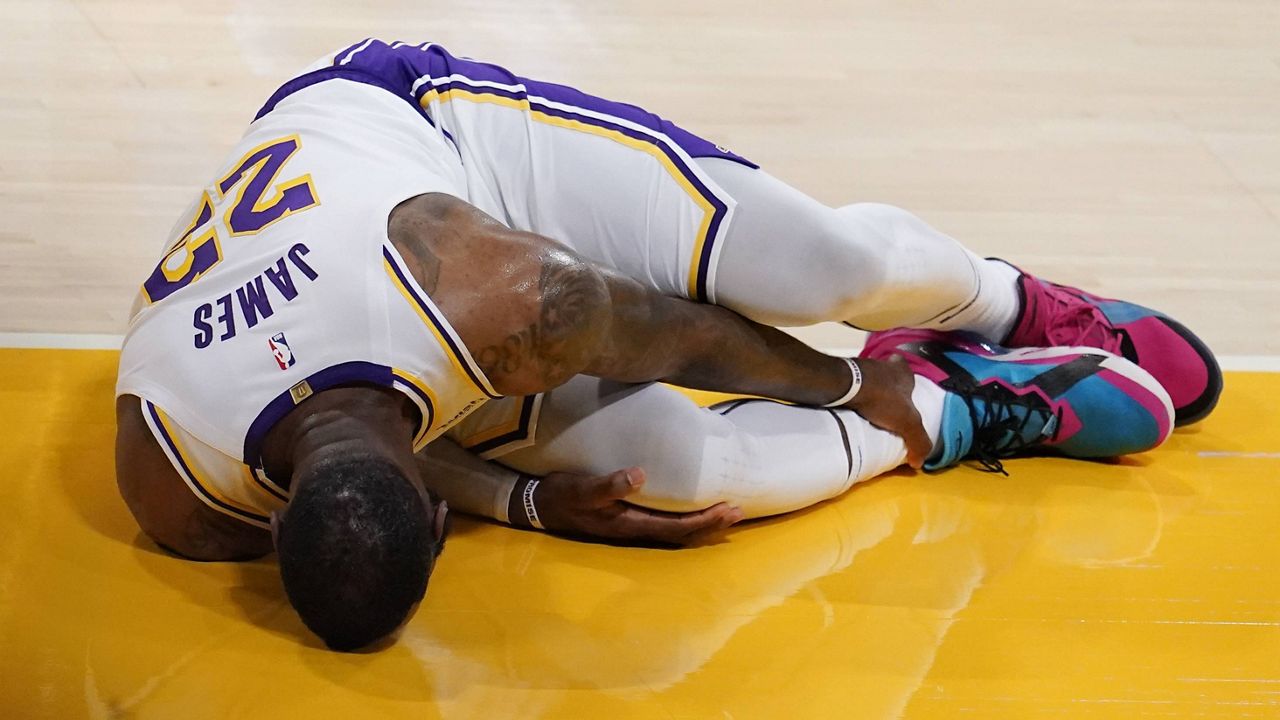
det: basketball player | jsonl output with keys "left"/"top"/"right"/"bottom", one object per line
{"left": 114, "top": 39, "right": 1214, "bottom": 650}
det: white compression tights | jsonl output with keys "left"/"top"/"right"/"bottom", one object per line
{"left": 498, "top": 375, "right": 945, "bottom": 519}
{"left": 696, "top": 158, "right": 1020, "bottom": 338}
{"left": 494, "top": 159, "right": 1021, "bottom": 516}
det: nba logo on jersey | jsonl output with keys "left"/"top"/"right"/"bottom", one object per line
{"left": 269, "top": 332, "right": 296, "bottom": 370}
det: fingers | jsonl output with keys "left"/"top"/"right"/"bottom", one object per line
{"left": 862, "top": 415, "right": 925, "bottom": 469}
{"left": 586, "top": 466, "right": 646, "bottom": 505}
{"left": 902, "top": 407, "right": 932, "bottom": 469}
{"left": 610, "top": 502, "right": 744, "bottom": 545}
{"left": 548, "top": 466, "right": 744, "bottom": 544}
{"left": 680, "top": 503, "right": 747, "bottom": 545}
{"left": 891, "top": 358, "right": 932, "bottom": 469}
{"left": 869, "top": 356, "right": 931, "bottom": 469}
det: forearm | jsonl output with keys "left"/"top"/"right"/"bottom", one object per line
{"left": 664, "top": 304, "right": 852, "bottom": 405}
{"left": 589, "top": 275, "right": 854, "bottom": 407}
{"left": 413, "top": 438, "right": 520, "bottom": 522}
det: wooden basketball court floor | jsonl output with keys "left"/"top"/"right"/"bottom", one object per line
{"left": 2, "top": 1, "right": 1278, "bottom": 717}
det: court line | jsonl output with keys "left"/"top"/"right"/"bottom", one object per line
{"left": 819, "top": 345, "right": 1280, "bottom": 373}
{"left": 0, "top": 332, "right": 127, "bottom": 350}
{"left": 2, "top": 332, "right": 1279, "bottom": 373}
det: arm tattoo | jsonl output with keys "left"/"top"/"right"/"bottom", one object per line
{"left": 475, "top": 257, "right": 605, "bottom": 387}
{"left": 395, "top": 239, "right": 442, "bottom": 294}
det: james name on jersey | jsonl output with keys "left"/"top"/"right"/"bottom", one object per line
{"left": 192, "top": 243, "right": 318, "bottom": 349}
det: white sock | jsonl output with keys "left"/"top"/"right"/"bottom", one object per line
{"left": 937, "top": 254, "right": 1022, "bottom": 343}
{"left": 911, "top": 375, "right": 946, "bottom": 452}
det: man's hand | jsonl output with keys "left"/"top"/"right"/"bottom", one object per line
{"left": 844, "top": 356, "right": 933, "bottom": 469}
{"left": 532, "top": 467, "right": 744, "bottom": 545}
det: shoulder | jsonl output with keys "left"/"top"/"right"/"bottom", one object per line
{"left": 388, "top": 193, "right": 611, "bottom": 396}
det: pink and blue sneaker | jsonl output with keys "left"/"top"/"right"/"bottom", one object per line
{"left": 995, "top": 260, "right": 1222, "bottom": 426}
{"left": 861, "top": 329, "right": 1174, "bottom": 473}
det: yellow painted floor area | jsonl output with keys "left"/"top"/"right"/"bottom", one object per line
{"left": 2, "top": 349, "right": 1278, "bottom": 719}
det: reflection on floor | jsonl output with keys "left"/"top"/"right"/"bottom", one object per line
{"left": 2, "top": 349, "right": 1277, "bottom": 719}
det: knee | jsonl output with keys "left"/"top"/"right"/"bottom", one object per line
{"left": 786, "top": 203, "right": 938, "bottom": 307}
{"left": 779, "top": 207, "right": 900, "bottom": 320}
{"left": 831, "top": 202, "right": 960, "bottom": 306}
{"left": 837, "top": 202, "right": 939, "bottom": 257}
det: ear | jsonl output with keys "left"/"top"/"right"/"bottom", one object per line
{"left": 270, "top": 510, "right": 283, "bottom": 550}
{"left": 432, "top": 500, "right": 449, "bottom": 542}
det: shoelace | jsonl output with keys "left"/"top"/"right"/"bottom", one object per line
{"left": 956, "top": 380, "right": 1061, "bottom": 476}
{"left": 1038, "top": 285, "right": 1125, "bottom": 353}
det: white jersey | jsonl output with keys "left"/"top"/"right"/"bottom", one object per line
{"left": 118, "top": 39, "right": 755, "bottom": 526}
{"left": 116, "top": 79, "right": 500, "bottom": 528}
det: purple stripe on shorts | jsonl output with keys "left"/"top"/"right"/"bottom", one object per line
{"left": 417, "top": 79, "right": 527, "bottom": 105}
{"left": 254, "top": 67, "right": 432, "bottom": 123}
{"left": 522, "top": 98, "right": 730, "bottom": 301}
{"left": 467, "top": 395, "right": 539, "bottom": 456}
{"left": 259, "top": 39, "right": 755, "bottom": 169}
{"left": 256, "top": 39, "right": 746, "bottom": 300}
{"left": 253, "top": 62, "right": 462, "bottom": 156}
{"left": 524, "top": 78, "right": 755, "bottom": 169}
{"left": 418, "top": 44, "right": 757, "bottom": 168}
{"left": 412, "top": 77, "right": 732, "bottom": 301}
{"left": 331, "top": 38, "right": 373, "bottom": 66}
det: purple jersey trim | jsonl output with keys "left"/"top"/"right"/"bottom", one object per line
{"left": 146, "top": 400, "right": 271, "bottom": 524}
{"left": 383, "top": 246, "right": 501, "bottom": 397}
{"left": 241, "top": 360, "right": 395, "bottom": 464}
{"left": 253, "top": 64, "right": 462, "bottom": 155}
{"left": 394, "top": 375, "right": 437, "bottom": 433}
{"left": 255, "top": 39, "right": 756, "bottom": 169}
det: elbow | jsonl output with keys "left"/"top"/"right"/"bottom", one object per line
{"left": 539, "top": 254, "right": 614, "bottom": 386}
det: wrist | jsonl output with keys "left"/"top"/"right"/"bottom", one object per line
{"left": 825, "top": 357, "right": 863, "bottom": 407}
{"left": 506, "top": 473, "right": 545, "bottom": 530}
